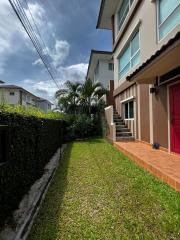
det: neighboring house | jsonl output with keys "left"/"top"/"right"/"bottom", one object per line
{"left": 87, "top": 50, "right": 114, "bottom": 89}
{"left": 97, "top": 0, "right": 180, "bottom": 154}
{"left": 0, "top": 85, "right": 52, "bottom": 113}
{"left": 0, "top": 85, "right": 37, "bottom": 107}
{"left": 36, "top": 97, "right": 53, "bottom": 112}
{"left": 0, "top": 80, "right": 5, "bottom": 84}
{"left": 86, "top": 50, "right": 115, "bottom": 106}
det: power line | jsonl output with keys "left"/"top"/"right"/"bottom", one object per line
{"left": 14, "top": 0, "right": 60, "bottom": 88}
{"left": 12, "top": 0, "right": 60, "bottom": 88}
{"left": 8, "top": 0, "right": 60, "bottom": 89}
{"left": 23, "top": 0, "right": 57, "bottom": 76}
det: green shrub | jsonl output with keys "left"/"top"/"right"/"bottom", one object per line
{"left": 67, "top": 115, "right": 98, "bottom": 140}
{"left": 0, "top": 103, "right": 64, "bottom": 119}
{"left": 94, "top": 114, "right": 109, "bottom": 138}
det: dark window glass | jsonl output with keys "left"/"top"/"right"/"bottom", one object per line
{"left": 129, "top": 101, "right": 134, "bottom": 118}
{"left": 108, "top": 63, "right": 114, "bottom": 71}
{"left": 125, "top": 102, "right": 129, "bottom": 119}
{"left": 10, "top": 92, "right": 14, "bottom": 96}
{"left": 124, "top": 100, "right": 134, "bottom": 119}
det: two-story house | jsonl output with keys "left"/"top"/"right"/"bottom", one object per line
{"left": 87, "top": 50, "right": 114, "bottom": 88}
{"left": 87, "top": 50, "right": 115, "bottom": 106}
{"left": 0, "top": 85, "right": 37, "bottom": 107}
{"left": 0, "top": 85, "right": 52, "bottom": 112}
{"left": 97, "top": 0, "right": 180, "bottom": 154}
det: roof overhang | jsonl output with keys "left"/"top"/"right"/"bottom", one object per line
{"left": 0, "top": 80, "right": 5, "bottom": 84}
{"left": 86, "top": 50, "right": 112, "bottom": 80}
{"left": 36, "top": 97, "right": 53, "bottom": 105}
{"left": 96, "top": 0, "right": 119, "bottom": 29}
{"left": 127, "top": 32, "right": 180, "bottom": 84}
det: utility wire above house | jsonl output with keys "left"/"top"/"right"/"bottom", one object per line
{"left": 8, "top": 0, "right": 61, "bottom": 89}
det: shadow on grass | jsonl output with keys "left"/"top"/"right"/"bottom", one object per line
{"left": 74, "top": 137, "right": 104, "bottom": 144}
{"left": 28, "top": 143, "right": 73, "bottom": 240}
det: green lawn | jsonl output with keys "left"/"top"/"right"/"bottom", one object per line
{"left": 28, "top": 139, "right": 180, "bottom": 240}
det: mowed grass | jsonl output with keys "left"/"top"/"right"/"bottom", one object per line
{"left": 28, "top": 139, "right": 180, "bottom": 240}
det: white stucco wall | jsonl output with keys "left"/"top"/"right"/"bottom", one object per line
{"left": 37, "top": 101, "right": 51, "bottom": 112}
{"left": 94, "top": 59, "right": 114, "bottom": 89}
{"left": 0, "top": 88, "right": 37, "bottom": 107}
{"left": 0, "top": 89, "right": 20, "bottom": 105}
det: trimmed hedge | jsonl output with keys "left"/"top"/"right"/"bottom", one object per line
{"left": 0, "top": 112, "right": 65, "bottom": 229}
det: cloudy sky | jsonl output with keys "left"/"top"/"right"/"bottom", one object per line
{"left": 0, "top": 0, "right": 111, "bottom": 102}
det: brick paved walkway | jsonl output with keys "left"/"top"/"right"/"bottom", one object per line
{"left": 114, "top": 141, "right": 180, "bottom": 191}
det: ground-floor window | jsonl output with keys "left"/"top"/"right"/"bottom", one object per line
{"left": 124, "top": 100, "right": 134, "bottom": 119}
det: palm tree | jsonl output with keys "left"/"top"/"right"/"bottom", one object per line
{"left": 80, "top": 78, "right": 107, "bottom": 115}
{"left": 55, "top": 81, "right": 81, "bottom": 114}
{"left": 55, "top": 79, "right": 107, "bottom": 115}
{"left": 55, "top": 88, "right": 68, "bottom": 99}
{"left": 58, "top": 95, "right": 71, "bottom": 113}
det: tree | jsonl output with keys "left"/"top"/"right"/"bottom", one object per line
{"left": 55, "top": 79, "right": 107, "bottom": 115}
{"left": 58, "top": 95, "right": 71, "bottom": 113}
{"left": 55, "top": 81, "right": 81, "bottom": 114}
{"left": 80, "top": 78, "right": 107, "bottom": 115}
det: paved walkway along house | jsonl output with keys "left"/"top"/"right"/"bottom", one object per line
{"left": 114, "top": 141, "right": 180, "bottom": 191}
{"left": 28, "top": 139, "right": 179, "bottom": 240}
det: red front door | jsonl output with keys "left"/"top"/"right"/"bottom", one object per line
{"left": 170, "top": 83, "right": 180, "bottom": 154}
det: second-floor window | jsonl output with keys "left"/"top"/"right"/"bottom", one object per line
{"left": 9, "top": 92, "right": 15, "bottom": 96}
{"left": 118, "top": 30, "right": 140, "bottom": 80}
{"left": 158, "top": 0, "right": 180, "bottom": 40}
{"left": 118, "top": 0, "right": 134, "bottom": 31}
{"left": 108, "top": 63, "right": 114, "bottom": 71}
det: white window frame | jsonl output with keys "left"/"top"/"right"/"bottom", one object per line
{"left": 157, "top": 0, "right": 180, "bottom": 41}
{"left": 118, "top": 30, "right": 140, "bottom": 80}
{"left": 118, "top": 0, "right": 135, "bottom": 32}
{"left": 123, "top": 100, "right": 134, "bottom": 120}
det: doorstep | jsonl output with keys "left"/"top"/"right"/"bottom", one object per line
{"left": 114, "top": 141, "right": 180, "bottom": 191}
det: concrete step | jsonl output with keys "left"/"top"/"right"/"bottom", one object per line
{"left": 116, "top": 128, "right": 130, "bottom": 132}
{"left": 116, "top": 136, "right": 135, "bottom": 142}
{"left": 114, "top": 118, "right": 123, "bottom": 121}
{"left": 115, "top": 124, "right": 126, "bottom": 128}
{"left": 113, "top": 115, "right": 121, "bottom": 119}
{"left": 116, "top": 132, "right": 132, "bottom": 137}
{"left": 114, "top": 118, "right": 122, "bottom": 121}
{"left": 114, "top": 120, "right": 125, "bottom": 126}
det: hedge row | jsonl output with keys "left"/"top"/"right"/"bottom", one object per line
{"left": 0, "top": 112, "right": 65, "bottom": 229}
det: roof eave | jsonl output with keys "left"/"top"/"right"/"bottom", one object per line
{"left": 86, "top": 50, "right": 113, "bottom": 79}
{"left": 96, "top": 0, "right": 113, "bottom": 30}
{"left": 96, "top": 0, "right": 105, "bottom": 29}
